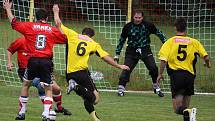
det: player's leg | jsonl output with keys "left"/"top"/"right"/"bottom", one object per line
{"left": 52, "top": 81, "right": 72, "bottom": 115}
{"left": 170, "top": 71, "right": 196, "bottom": 121}
{"left": 15, "top": 68, "right": 31, "bottom": 120}
{"left": 39, "top": 58, "right": 55, "bottom": 120}
{"left": 67, "top": 71, "right": 100, "bottom": 121}
{"left": 31, "top": 77, "right": 46, "bottom": 103}
{"left": 183, "top": 73, "right": 196, "bottom": 121}
{"left": 118, "top": 48, "right": 139, "bottom": 96}
{"left": 140, "top": 49, "right": 164, "bottom": 97}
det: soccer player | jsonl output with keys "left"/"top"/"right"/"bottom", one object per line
{"left": 3, "top": 0, "right": 68, "bottom": 120}
{"left": 114, "top": 10, "right": 166, "bottom": 97}
{"left": 53, "top": 4, "right": 130, "bottom": 121}
{"left": 157, "top": 17, "right": 211, "bottom": 121}
{"left": 7, "top": 37, "right": 71, "bottom": 120}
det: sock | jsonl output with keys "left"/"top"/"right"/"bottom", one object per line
{"left": 152, "top": 83, "right": 159, "bottom": 89}
{"left": 75, "top": 85, "right": 96, "bottom": 103}
{"left": 43, "top": 97, "right": 53, "bottom": 116}
{"left": 18, "top": 96, "right": 28, "bottom": 114}
{"left": 40, "top": 95, "right": 45, "bottom": 104}
{"left": 53, "top": 92, "right": 63, "bottom": 111}
{"left": 183, "top": 109, "right": 190, "bottom": 121}
{"left": 176, "top": 106, "right": 187, "bottom": 115}
{"left": 90, "top": 111, "right": 100, "bottom": 121}
{"left": 84, "top": 99, "right": 94, "bottom": 114}
{"left": 118, "top": 85, "right": 125, "bottom": 92}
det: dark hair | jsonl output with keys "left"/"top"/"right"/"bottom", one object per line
{"left": 82, "top": 28, "right": 95, "bottom": 37}
{"left": 132, "top": 10, "right": 144, "bottom": 17}
{"left": 35, "top": 8, "right": 48, "bottom": 21}
{"left": 174, "top": 17, "right": 187, "bottom": 32}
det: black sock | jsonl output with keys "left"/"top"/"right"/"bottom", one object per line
{"left": 118, "top": 80, "right": 127, "bottom": 87}
{"left": 75, "top": 85, "right": 96, "bottom": 103}
{"left": 183, "top": 110, "right": 189, "bottom": 121}
{"left": 176, "top": 106, "right": 187, "bottom": 115}
{"left": 84, "top": 99, "right": 94, "bottom": 114}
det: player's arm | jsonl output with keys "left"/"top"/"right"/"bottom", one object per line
{"left": 156, "top": 40, "right": 171, "bottom": 84}
{"left": 7, "top": 50, "right": 13, "bottom": 71}
{"left": 102, "top": 55, "right": 130, "bottom": 70}
{"left": 196, "top": 40, "right": 211, "bottom": 68}
{"left": 95, "top": 43, "right": 130, "bottom": 70}
{"left": 53, "top": 4, "right": 64, "bottom": 34}
{"left": 147, "top": 22, "right": 166, "bottom": 43}
{"left": 3, "top": 0, "right": 14, "bottom": 23}
{"left": 156, "top": 60, "right": 166, "bottom": 84}
{"left": 115, "top": 24, "right": 129, "bottom": 56}
{"left": 114, "top": 24, "right": 129, "bottom": 63}
{"left": 204, "top": 55, "right": 211, "bottom": 68}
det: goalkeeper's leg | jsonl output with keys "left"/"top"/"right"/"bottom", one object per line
{"left": 142, "top": 55, "right": 164, "bottom": 97}
{"left": 118, "top": 55, "right": 138, "bottom": 97}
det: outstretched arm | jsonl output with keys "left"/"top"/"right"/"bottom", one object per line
{"left": 203, "top": 55, "right": 211, "bottom": 68}
{"left": 102, "top": 55, "right": 130, "bottom": 70}
{"left": 7, "top": 50, "right": 13, "bottom": 71}
{"left": 156, "top": 60, "right": 167, "bottom": 84}
{"left": 3, "top": 0, "right": 14, "bottom": 23}
{"left": 53, "top": 4, "right": 64, "bottom": 34}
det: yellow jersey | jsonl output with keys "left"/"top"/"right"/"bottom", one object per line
{"left": 61, "top": 24, "right": 109, "bottom": 73}
{"left": 158, "top": 35, "right": 208, "bottom": 75}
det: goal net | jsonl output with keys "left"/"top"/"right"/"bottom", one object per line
{"left": 0, "top": 0, "right": 214, "bottom": 93}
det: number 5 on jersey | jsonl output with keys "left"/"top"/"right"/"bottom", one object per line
{"left": 177, "top": 44, "right": 187, "bottom": 61}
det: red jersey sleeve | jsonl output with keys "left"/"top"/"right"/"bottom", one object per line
{"left": 11, "top": 18, "right": 29, "bottom": 35}
{"left": 51, "top": 27, "right": 67, "bottom": 44}
{"left": 7, "top": 38, "right": 23, "bottom": 54}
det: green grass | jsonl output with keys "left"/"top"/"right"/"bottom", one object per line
{"left": 0, "top": 85, "right": 214, "bottom": 121}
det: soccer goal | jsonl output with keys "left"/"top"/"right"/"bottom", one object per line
{"left": 0, "top": 0, "right": 214, "bottom": 94}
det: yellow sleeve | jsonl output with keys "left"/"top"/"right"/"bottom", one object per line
{"left": 61, "top": 24, "right": 78, "bottom": 37}
{"left": 158, "top": 39, "right": 172, "bottom": 61}
{"left": 196, "top": 40, "right": 208, "bottom": 58}
{"left": 95, "top": 43, "right": 109, "bottom": 58}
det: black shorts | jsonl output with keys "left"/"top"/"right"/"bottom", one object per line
{"left": 67, "top": 70, "right": 97, "bottom": 92}
{"left": 18, "top": 68, "right": 25, "bottom": 82}
{"left": 170, "top": 70, "right": 195, "bottom": 98}
{"left": 23, "top": 57, "right": 53, "bottom": 85}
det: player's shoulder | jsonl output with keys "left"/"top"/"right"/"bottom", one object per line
{"left": 142, "top": 20, "right": 154, "bottom": 27}
{"left": 15, "top": 37, "right": 25, "bottom": 43}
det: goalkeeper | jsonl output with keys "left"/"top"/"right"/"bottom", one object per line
{"left": 114, "top": 10, "right": 166, "bottom": 97}
{"left": 157, "top": 17, "right": 211, "bottom": 121}
{"left": 7, "top": 37, "right": 72, "bottom": 120}
{"left": 53, "top": 4, "right": 130, "bottom": 121}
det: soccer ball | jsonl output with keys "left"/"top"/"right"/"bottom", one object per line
{"left": 49, "top": 111, "right": 56, "bottom": 121}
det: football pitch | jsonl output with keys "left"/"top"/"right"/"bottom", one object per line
{"left": 0, "top": 86, "right": 214, "bottom": 121}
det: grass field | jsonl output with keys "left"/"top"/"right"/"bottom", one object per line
{"left": 0, "top": 85, "right": 214, "bottom": 121}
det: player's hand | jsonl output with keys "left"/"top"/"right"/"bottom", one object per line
{"left": 3, "top": 0, "right": 12, "bottom": 10}
{"left": 156, "top": 74, "right": 164, "bottom": 84}
{"left": 119, "top": 65, "right": 130, "bottom": 70}
{"left": 114, "top": 55, "right": 119, "bottom": 63}
{"left": 204, "top": 60, "right": 212, "bottom": 68}
{"left": 7, "top": 63, "right": 13, "bottom": 71}
{"left": 53, "top": 4, "right": 59, "bottom": 13}
{"left": 53, "top": 4, "right": 62, "bottom": 27}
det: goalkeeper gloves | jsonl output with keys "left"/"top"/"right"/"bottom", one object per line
{"left": 114, "top": 55, "right": 119, "bottom": 63}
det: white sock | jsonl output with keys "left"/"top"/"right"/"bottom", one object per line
{"left": 43, "top": 97, "right": 53, "bottom": 116}
{"left": 18, "top": 96, "right": 29, "bottom": 114}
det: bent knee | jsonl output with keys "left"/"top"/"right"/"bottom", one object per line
{"left": 93, "top": 90, "right": 100, "bottom": 105}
